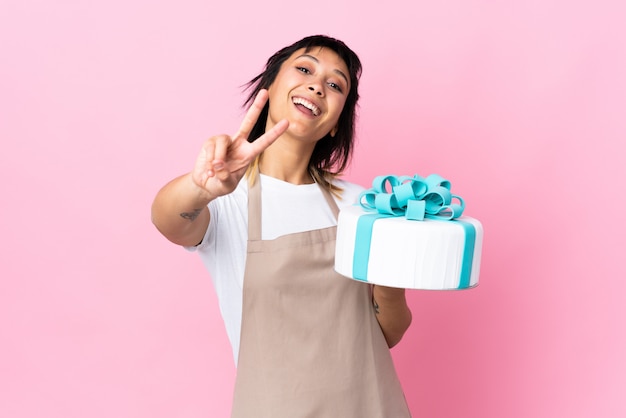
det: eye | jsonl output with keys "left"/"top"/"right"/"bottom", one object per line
{"left": 328, "top": 82, "right": 343, "bottom": 93}
{"left": 296, "top": 66, "right": 311, "bottom": 74}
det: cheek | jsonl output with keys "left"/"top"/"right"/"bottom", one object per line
{"left": 331, "top": 98, "right": 348, "bottom": 120}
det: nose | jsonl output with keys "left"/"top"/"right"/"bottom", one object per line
{"left": 308, "top": 85, "right": 324, "bottom": 96}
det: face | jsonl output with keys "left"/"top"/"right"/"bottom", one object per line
{"left": 266, "top": 47, "right": 350, "bottom": 143}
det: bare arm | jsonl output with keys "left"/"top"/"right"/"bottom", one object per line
{"left": 372, "top": 285, "right": 412, "bottom": 348}
{"left": 150, "top": 89, "right": 289, "bottom": 247}
{"left": 151, "top": 173, "right": 214, "bottom": 247}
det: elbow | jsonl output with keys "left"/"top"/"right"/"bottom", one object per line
{"left": 385, "top": 309, "right": 412, "bottom": 348}
{"left": 151, "top": 206, "right": 208, "bottom": 247}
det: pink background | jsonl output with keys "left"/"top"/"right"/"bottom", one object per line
{"left": 1, "top": 1, "right": 625, "bottom": 417}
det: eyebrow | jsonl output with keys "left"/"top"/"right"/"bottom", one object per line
{"left": 296, "top": 54, "right": 350, "bottom": 88}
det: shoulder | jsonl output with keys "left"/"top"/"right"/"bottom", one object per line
{"left": 204, "top": 179, "right": 248, "bottom": 237}
{"left": 331, "top": 178, "right": 366, "bottom": 208}
{"left": 209, "top": 178, "right": 248, "bottom": 211}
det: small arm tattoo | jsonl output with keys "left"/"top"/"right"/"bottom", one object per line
{"left": 373, "top": 297, "right": 380, "bottom": 314}
{"left": 180, "top": 208, "right": 202, "bottom": 221}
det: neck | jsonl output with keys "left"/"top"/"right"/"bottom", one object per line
{"left": 259, "top": 139, "right": 315, "bottom": 185}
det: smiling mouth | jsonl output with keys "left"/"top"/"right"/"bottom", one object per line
{"left": 292, "top": 97, "right": 321, "bottom": 116}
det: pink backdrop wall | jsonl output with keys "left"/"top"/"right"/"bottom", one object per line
{"left": 2, "top": 1, "right": 624, "bottom": 417}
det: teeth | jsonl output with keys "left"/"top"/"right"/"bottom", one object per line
{"left": 293, "top": 97, "right": 320, "bottom": 116}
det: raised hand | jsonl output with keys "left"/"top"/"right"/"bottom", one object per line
{"left": 191, "top": 89, "right": 289, "bottom": 199}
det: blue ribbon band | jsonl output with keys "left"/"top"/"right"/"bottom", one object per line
{"left": 353, "top": 213, "right": 389, "bottom": 282}
{"left": 454, "top": 219, "right": 476, "bottom": 289}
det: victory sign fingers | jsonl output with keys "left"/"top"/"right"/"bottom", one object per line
{"left": 194, "top": 89, "right": 289, "bottom": 194}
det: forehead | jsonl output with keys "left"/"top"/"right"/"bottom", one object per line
{"left": 288, "top": 47, "right": 350, "bottom": 75}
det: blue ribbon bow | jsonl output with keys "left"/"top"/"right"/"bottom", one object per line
{"left": 358, "top": 174, "right": 465, "bottom": 221}
{"left": 352, "top": 173, "right": 476, "bottom": 289}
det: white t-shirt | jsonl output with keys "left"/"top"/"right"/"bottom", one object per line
{"left": 188, "top": 174, "right": 364, "bottom": 363}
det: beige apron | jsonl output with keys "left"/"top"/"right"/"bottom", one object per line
{"left": 231, "top": 176, "right": 411, "bottom": 418}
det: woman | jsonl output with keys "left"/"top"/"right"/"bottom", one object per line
{"left": 152, "top": 35, "right": 412, "bottom": 417}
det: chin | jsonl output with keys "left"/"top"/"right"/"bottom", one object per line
{"left": 285, "top": 124, "right": 319, "bottom": 141}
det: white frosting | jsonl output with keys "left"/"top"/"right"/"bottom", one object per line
{"left": 334, "top": 205, "right": 483, "bottom": 290}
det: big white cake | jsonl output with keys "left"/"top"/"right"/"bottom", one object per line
{"left": 334, "top": 174, "right": 483, "bottom": 290}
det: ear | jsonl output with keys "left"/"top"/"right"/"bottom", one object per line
{"left": 330, "top": 125, "right": 338, "bottom": 137}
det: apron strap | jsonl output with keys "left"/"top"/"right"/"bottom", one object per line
{"left": 247, "top": 174, "right": 262, "bottom": 241}
{"left": 319, "top": 183, "right": 340, "bottom": 221}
